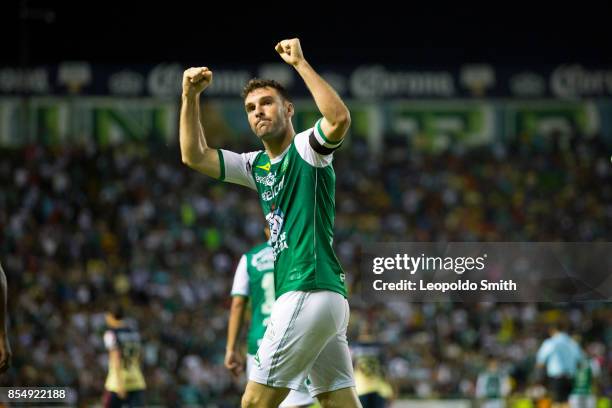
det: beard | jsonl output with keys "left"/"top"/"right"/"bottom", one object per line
{"left": 255, "top": 119, "right": 285, "bottom": 142}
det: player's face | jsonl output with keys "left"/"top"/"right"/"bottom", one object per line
{"left": 244, "top": 87, "right": 292, "bottom": 141}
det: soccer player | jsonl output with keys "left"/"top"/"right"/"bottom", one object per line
{"left": 568, "top": 347, "right": 598, "bottom": 408}
{"left": 103, "top": 305, "right": 146, "bottom": 408}
{"left": 180, "top": 38, "right": 361, "bottom": 407}
{"left": 475, "top": 356, "right": 511, "bottom": 408}
{"left": 225, "top": 227, "right": 314, "bottom": 407}
{"left": 536, "top": 322, "right": 584, "bottom": 408}
{"left": 0, "top": 263, "right": 11, "bottom": 374}
{"left": 352, "top": 327, "right": 395, "bottom": 408}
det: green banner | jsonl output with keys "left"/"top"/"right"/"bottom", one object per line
{"left": 0, "top": 98, "right": 607, "bottom": 149}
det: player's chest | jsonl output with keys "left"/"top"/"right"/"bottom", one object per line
{"left": 254, "top": 155, "right": 292, "bottom": 204}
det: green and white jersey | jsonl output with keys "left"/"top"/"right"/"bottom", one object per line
{"left": 572, "top": 360, "right": 593, "bottom": 395}
{"left": 230, "top": 242, "right": 275, "bottom": 355}
{"left": 476, "top": 371, "right": 511, "bottom": 399}
{"left": 219, "top": 119, "right": 346, "bottom": 298}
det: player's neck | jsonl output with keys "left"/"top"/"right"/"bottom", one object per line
{"left": 263, "top": 126, "right": 294, "bottom": 160}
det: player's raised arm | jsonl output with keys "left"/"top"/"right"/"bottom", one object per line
{"left": 180, "top": 67, "right": 221, "bottom": 178}
{"left": 276, "top": 38, "right": 351, "bottom": 143}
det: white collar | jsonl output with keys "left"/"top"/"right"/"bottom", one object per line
{"left": 269, "top": 142, "right": 291, "bottom": 165}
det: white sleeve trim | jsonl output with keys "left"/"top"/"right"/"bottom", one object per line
{"left": 230, "top": 255, "right": 250, "bottom": 297}
{"left": 103, "top": 330, "right": 117, "bottom": 350}
{"left": 293, "top": 128, "right": 334, "bottom": 168}
{"left": 220, "top": 150, "right": 260, "bottom": 190}
{"left": 313, "top": 118, "right": 344, "bottom": 150}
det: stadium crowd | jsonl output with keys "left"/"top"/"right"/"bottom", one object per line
{"left": 0, "top": 128, "right": 610, "bottom": 406}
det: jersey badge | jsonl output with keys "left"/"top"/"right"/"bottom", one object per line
{"left": 256, "top": 162, "right": 271, "bottom": 172}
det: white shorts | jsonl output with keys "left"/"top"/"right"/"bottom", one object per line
{"left": 247, "top": 354, "right": 314, "bottom": 407}
{"left": 480, "top": 400, "right": 506, "bottom": 408}
{"left": 569, "top": 394, "right": 596, "bottom": 408}
{"left": 249, "top": 290, "right": 355, "bottom": 397}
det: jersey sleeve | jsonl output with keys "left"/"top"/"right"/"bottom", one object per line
{"left": 501, "top": 375, "right": 512, "bottom": 396}
{"left": 293, "top": 118, "right": 344, "bottom": 168}
{"left": 536, "top": 339, "right": 552, "bottom": 364}
{"left": 230, "top": 255, "right": 250, "bottom": 297}
{"left": 104, "top": 330, "right": 118, "bottom": 350}
{"left": 475, "top": 373, "right": 486, "bottom": 397}
{"left": 218, "top": 149, "right": 261, "bottom": 190}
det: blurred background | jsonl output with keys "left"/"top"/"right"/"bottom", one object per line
{"left": 0, "top": 2, "right": 611, "bottom": 407}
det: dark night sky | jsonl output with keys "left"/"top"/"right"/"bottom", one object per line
{"left": 2, "top": 2, "right": 611, "bottom": 66}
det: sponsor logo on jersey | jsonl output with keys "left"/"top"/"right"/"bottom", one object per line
{"left": 272, "top": 231, "right": 289, "bottom": 259}
{"left": 281, "top": 158, "right": 289, "bottom": 173}
{"left": 255, "top": 172, "right": 276, "bottom": 187}
{"left": 261, "top": 175, "right": 285, "bottom": 202}
{"left": 251, "top": 247, "right": 275, "bottom": 271}
{"left": 256, "top": 162, "right": 271, "bottom": 171}
{"left": 265, "top": 207, "right": 289, "bottom": 258}
{"left": 265, "top": 208, "right": 285, "bottom": 245}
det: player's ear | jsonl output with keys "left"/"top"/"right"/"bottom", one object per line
{"left": 284, "top": 100, "right": 294, "bottom": 118}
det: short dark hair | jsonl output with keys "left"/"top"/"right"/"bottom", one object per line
{"left": 109, "top": 304, "right": 125, "bottom": 320}
{"left": 549, "top": 319, "right": 569, "bottom": 333}
{"left": 241, "top": 78, "right": 291, "bottom": 102}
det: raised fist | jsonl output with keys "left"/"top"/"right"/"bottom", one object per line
{"left": 182, "top": 67, "right": 213, "bottom": 97}
{"left": 275, "top": 38, "right": 304, "bottom": 66}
